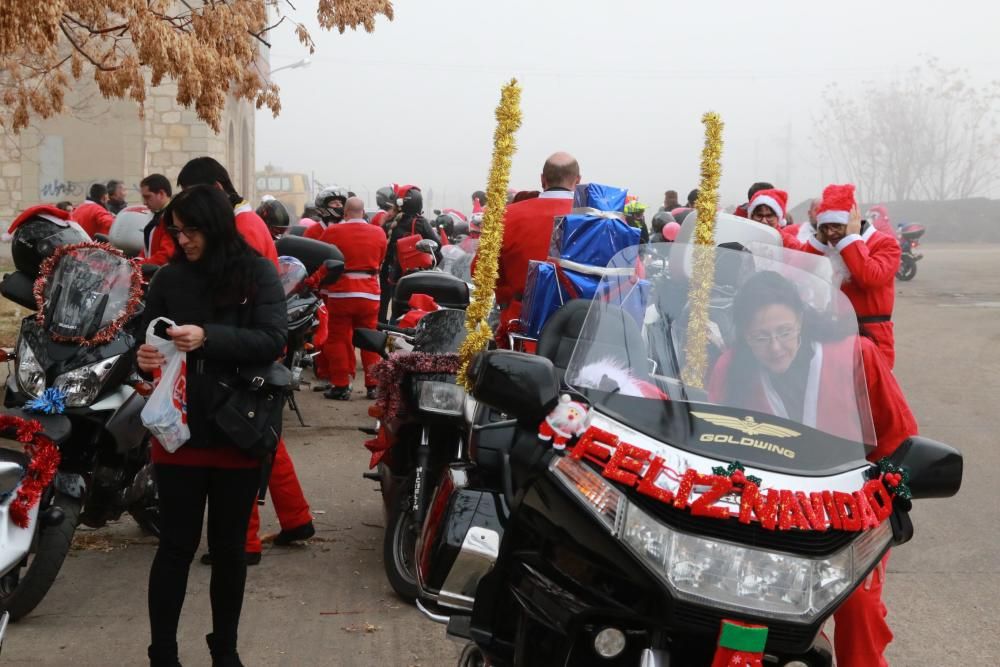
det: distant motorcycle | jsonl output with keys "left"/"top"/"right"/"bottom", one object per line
{"left": 897, "top": 223, "right": 925, "bottom": 282}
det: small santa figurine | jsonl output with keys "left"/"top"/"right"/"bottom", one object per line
{"left": 537, "top": 394, "right": 590, "bottom": 450}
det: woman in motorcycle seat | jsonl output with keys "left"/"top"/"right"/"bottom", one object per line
{"left": 708, "top": 269, "right": 916, "bottom": 667}
{"left": 137, "top": 185, "right": 287, "bottom": 667}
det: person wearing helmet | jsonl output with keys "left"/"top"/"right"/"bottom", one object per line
{"left": 257, "top": 200, "right": 291, "bottom": 240}
{"left": 624, "top": 198, "right": 650, "bottom": 244}
{"left": 369, "top": 185, "right": 396, "bottom": 228}
{"left": 304, "top": 187, "right": 349, "bottom": 240}
{"left": 71, "top": 183, "right": 116, "bottom": 238}
{"left": 649, "top": 210, "right": 676, "bottom": 243}
{"left": 378, "top": 184, "right": 441, "bottom": 322}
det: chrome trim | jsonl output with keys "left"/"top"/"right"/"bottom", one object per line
{"left": 639, "top": 648, "right": 669, "bottom": 667}
{"left": 437, "top": 527, "right": 500, "bottom": 611}
{"left": 416, "top": 599, "right": 449, "bottom": 625}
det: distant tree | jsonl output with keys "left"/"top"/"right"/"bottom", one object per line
{"left": 813, "top": 58, "right": 1000, "bottom": 201}
{"left": 0, "top": 0, "right": 393, "bottom": 133}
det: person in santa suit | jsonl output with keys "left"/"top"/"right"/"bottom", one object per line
{"left": 138, "top": 173, "right": 175, "bottom": 266}
{"left": 305, "top": 187, "right": 349, "bottom": 241}
{"left": 175, "top": 157, "right": 315, "bottom": 566}
{"left": 490, "top": 152, "right": 581, "bottom": 335}
{"left": 709, "top": 270, "right": 917, "bottom": 667}
{"left": 733, "top": 181, "right": 774, "bottom": 219}
{"left": 378, "top": 185, "right": 441, "bottom": 323}
{"left": 315, "top": 197, "right": 387, "bottom": 400}
{"left": 71, "top": 183, "right": 116, "bottom": 238}
{"left": 369, "top": 185, "right": 396, "bottom": 229}
{"left": 745, "top": 188, "right": 804, "bottom": 250}
{"left": 803, "top": 183, "right": 901, "bottom": 368}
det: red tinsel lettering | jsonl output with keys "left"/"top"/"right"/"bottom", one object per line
{"left": 690, "top": 474, "right": 732, "bottom": 519}
{"left": 738, "top": 481, "right": 759, "bottom": 524}
{"left": 568, "top": 428, "right": 617, "bottom": 465}
{"left": 863, "top": 479, "right": 894, "bottom": 521}
{"left": 778, "top": 489, "right": 812, "bottom": 531}
{"left": 822, "top": 491, "right": 843, "bottom": 530}
{"left": 853, "top": 490, "right": 881, "bottom": 530}
{"left": 834, "top": 491, "right": 862, "bottom": 531}
{"left": 635, "top": 456, "right": 675, "bottom": 504}
{"left": 603, "top": 443, "right": 651, "bottom": 486}
{"left": 798, "top": 492, "right": 829, "bottom": 531}
{"left": 754, "top": 488, "right": 781, "bottom": 530}
{"left": 673, "top": 468, "right": 699, "bottom": 509}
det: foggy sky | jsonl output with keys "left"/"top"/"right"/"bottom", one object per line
{"left": 256, "top": 0, "right": 1000, "bottom": 213}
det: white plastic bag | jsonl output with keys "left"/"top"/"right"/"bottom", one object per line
{"left": 140, "top": 317, "right": 190, "bottom": 453}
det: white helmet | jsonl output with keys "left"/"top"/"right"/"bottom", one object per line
{"left": 108, "top": 205, "right": 153, "bottom": 257}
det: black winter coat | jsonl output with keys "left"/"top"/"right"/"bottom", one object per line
{"left": 140, "top": 257, "right": 287, "bottom": 449}
{"left": 381, "top": 213, "right": 442, "bottom": 283}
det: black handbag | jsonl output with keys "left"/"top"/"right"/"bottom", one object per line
{"left": 214, "top": 362, "right": 291, "bottom": 460}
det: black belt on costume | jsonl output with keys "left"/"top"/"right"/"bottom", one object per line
{"left": 858, "top": 315, "right": 892, "bottom": 324}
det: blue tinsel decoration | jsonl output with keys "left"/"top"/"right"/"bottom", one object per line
{"left": 24, "top": 388, "right": 67, "bottom": 415}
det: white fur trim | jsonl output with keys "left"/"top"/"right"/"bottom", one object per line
{"left": 539, "top": 190, "right": 575, "bottom": 200}
{"left": 233, "top": 202, "right": 253, "bottom": 215}
{"left": 748, "top": 194, "right": 783, "bottom": 220}
{"left": 835, "top": 234, "right": 863, "bottom": 252}
{"left": 817, "top": 210, "right": 849, "bottom": 225}
{"left": 807, "top": 236, "right": 828, "bottom": 253}
{"left": 860, "top": 225, "right": 878, "bottom": 242}
{"left": 573, "top": 359, "right": 647, "bottom": 398}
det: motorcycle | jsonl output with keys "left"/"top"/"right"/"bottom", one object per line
{"left": 354, "top": 267, "right": 472, "bottom": 603}
{"left": 273, "top": 235, "right": 345, "bottom": 424}
{"left": 427, "top": 242, "right": 962, "bottom": 666}
{"left": 896, "top": 223, "right": 925, "bottom": 282}
{"left": 0, "top": 242, "right": 158, "bottom": 621}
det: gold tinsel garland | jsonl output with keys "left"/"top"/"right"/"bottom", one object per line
{"left": 680, "top": 112, "right": 724, "bottom": 389}
{"left": 458, "top": 79, "right": 523, "bottom": 389}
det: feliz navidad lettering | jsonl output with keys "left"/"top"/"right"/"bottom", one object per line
{"left": 567, "top": 427, "right": 895, "bottom": 532}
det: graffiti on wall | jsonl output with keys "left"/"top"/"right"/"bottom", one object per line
{"left": 40, "top": 179, "right": 140, "bottom": 200}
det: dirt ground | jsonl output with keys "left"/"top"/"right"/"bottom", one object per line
{"left": 0, "top": 243, "right": 997, "bottom": 666}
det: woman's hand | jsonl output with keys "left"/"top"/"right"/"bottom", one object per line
{"left": 167, "top": 325, "right": 206, "bottom": 352}
{"left": 137, "top": 344, "right": 166, "bottom": 373}
{"left": 847, "top": 204, "right": 863, "bottom": 237}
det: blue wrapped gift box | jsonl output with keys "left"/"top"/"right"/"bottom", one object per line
{"left": 550, "top": 213, "right": 642, "bottom": 268}
{"left": 595, "top": 274, "right": 653, "bottom": 326}
{"left": 573, "top": 183, "right": 628, "bottom": 212}
{"left": 520, "top": 261, "right": 600, "bottom": 337}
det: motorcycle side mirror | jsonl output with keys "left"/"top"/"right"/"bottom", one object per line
{"left": 320, "top": 259, "right": 345, "bottom": 286}
{"left": 415, "top": 239, "right": 438, "bottom": 254}
{"left": 467, "top": 351, "right": 559, "bottom": 424}
{"left": 353, "top": 329, "right": 388, "bottom": 358}
{"left": 888, "top": 435, "right": 963, "bottom": 499}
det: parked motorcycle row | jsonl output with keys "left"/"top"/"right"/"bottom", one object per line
{"left": 0, "top": 203, "right": 957, "bottom": 666}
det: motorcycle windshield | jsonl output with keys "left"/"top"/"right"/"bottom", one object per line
{"left": 564, "top": 242, "right": 876, "bottom": 475}
{"left": 440, "top": 239, "right": 478, "bottom": 283}
{"left": 277, "top": 256, "right": 307, "bottom": 296}
{"left": 42, "top": 246, "right": 135, "bottom": 340}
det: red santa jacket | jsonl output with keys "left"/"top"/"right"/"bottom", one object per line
{"left": 141, "top": 210, "right": 176, "bottom": 266}
{"left": 318, "top": 218, "right": 387, "bottom": 300}
{"left": 71, "top": 200, "right": 115, "bottom": 238}
{"left": 708, "top": 336, "right": 917, "bottom": 461}
{"left": 234, "top": 202, "right": 278, "bottom": 267}
{"left": 804, "top": 225, "right": 900, "bottom": 366}
{"left": 303, "top": 221, "right": 329, "bottom": 241}
{"left": 489, "top": 190, "right": 575, "bottom": 326}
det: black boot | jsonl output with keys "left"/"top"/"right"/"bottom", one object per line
{"left": 273, "top": 521, "right": 315, "bottom": 546}
{"left": 148, "top": 643, "right": 182, "bottom": 667}
{"left": 206, "top": 633, "right": 244, "bottom": 667}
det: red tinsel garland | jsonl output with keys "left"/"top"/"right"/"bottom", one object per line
{"left": 0, "top": 415, "right": 62, "bottom": 529}
{"left": 33, "top": 241, "right": 144, "bottom": 347}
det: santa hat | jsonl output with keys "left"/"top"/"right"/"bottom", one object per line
{"left": 747, "top": 189, "right": 788, "bottom": 223}
{"left": 8, "top": 204, "right": 69, "bottom": 233}
{"left": 816, "top": 183, "right": 856, "bottom": 225}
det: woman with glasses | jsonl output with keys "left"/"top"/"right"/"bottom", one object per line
{"left": 137, "top": 185, "right": 287, "bottom": 667}
{"left": 707, "top": 269, "right": 916, "bottom": 667}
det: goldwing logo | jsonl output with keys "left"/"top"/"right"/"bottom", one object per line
{"left": 690, "top": 412, "right": 800, "bottom": 438}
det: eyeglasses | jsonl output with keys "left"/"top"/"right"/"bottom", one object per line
{"left": 746, "top": 326, "right": 800, "bottom": 347}
{"left": 166, "top": 225, "right": 201, "bottom": 240}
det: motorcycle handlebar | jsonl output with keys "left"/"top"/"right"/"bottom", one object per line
{"left": 377, "top": 323, "right": 416, "bottom": 336}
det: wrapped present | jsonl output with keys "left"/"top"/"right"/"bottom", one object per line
{"left": 573, "top": 183, "right": 628, "bottom": 212}
{"left": 596, "top": 274, "right": 652, "bottom": 326}
{"left": 521, "top": 260, "right": 600, "bottom": 337}
{"left": 550, "top": 213, "right": 642, "bottom": 268}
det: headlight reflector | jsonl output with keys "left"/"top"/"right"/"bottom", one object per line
{"left": 16, "top": 340, "right": 45, "bottom": 398}
{"left": 53, "top": 355, "right": 120, "bottom": 407}
{"left": 553, "top": 455, "right": 892, "bottom": 622}
{"left": 417, "top": 380, "right": 465, "bottom": 416}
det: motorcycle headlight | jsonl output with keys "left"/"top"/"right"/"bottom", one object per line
{"left": 416, "top": 380, "right": 466, "bottom": 416}
{"left": 552, "top": 456, "right": 892, "bottom": 623}
{"left": 53, "top": 355, "right": 121, "bottom": 407}
{"left": 15, "top": 340, "right": 45, "bottom": 398}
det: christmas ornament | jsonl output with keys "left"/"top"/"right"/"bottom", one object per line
{"left": 537, "top": 394, "right": 590, "bottom": 450}
{"left": 24, "top": 387, "right": 67, "bottom": 415}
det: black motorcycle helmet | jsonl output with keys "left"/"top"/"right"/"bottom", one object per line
{"left": 434, "top": 213, "right": 456, "bottom": 239}
{"left": 398, "top": 186, "right": 423, "bottom": 216}
{"left": 315, "top": 186, "right": 349, "bottom": 223}
{"left": 10, "top": 206, "right": 90, "bottom": 278}
{"left": 257, "top": 199, "right": 291, "bottom": 238}
{"left": 376, "top": 186, "right": 395, "bottom": 212}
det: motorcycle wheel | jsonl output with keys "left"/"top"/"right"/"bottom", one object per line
{"left": 897, "top": 256, "right": 917, "bottom": 281}
{"left": 457, "top": 643, "right": 490, "bottom": 667}
{"left": 0, "top": 493, "right": 81, "bottom": 621}
{"left": 126, "top": 461, "right": 161, "bottom": 538}
{"left": 383, "top": 476, "right": 419, "bottom": 602}
{"left": 130, "top": 504, "right": 161, "bottom": 538}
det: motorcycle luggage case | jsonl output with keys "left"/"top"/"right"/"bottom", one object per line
{"left": 393, "top": 271, "right": 470, "bottom": 317}
{"left": 275, "top": 235, "right": 344, "bottom": 275}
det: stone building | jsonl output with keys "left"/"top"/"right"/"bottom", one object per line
{"left": 0, "top": 81, "right": 256, "bottom": 225}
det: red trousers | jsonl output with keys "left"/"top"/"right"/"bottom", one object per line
{"left": 862, "top": 321, "right": 896, "bottom": 370}
{"left": 323, "top": 296, "right": 381, "bottom": 387}
{"left": 832, "top": 552, "right": 893, "bottom": 667}
{"left": 246, "top": 438, "right": 311, "bottom": 553}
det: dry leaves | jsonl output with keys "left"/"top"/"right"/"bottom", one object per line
{"left": 0, "top": 0, "right": 393, "bottom": 133}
